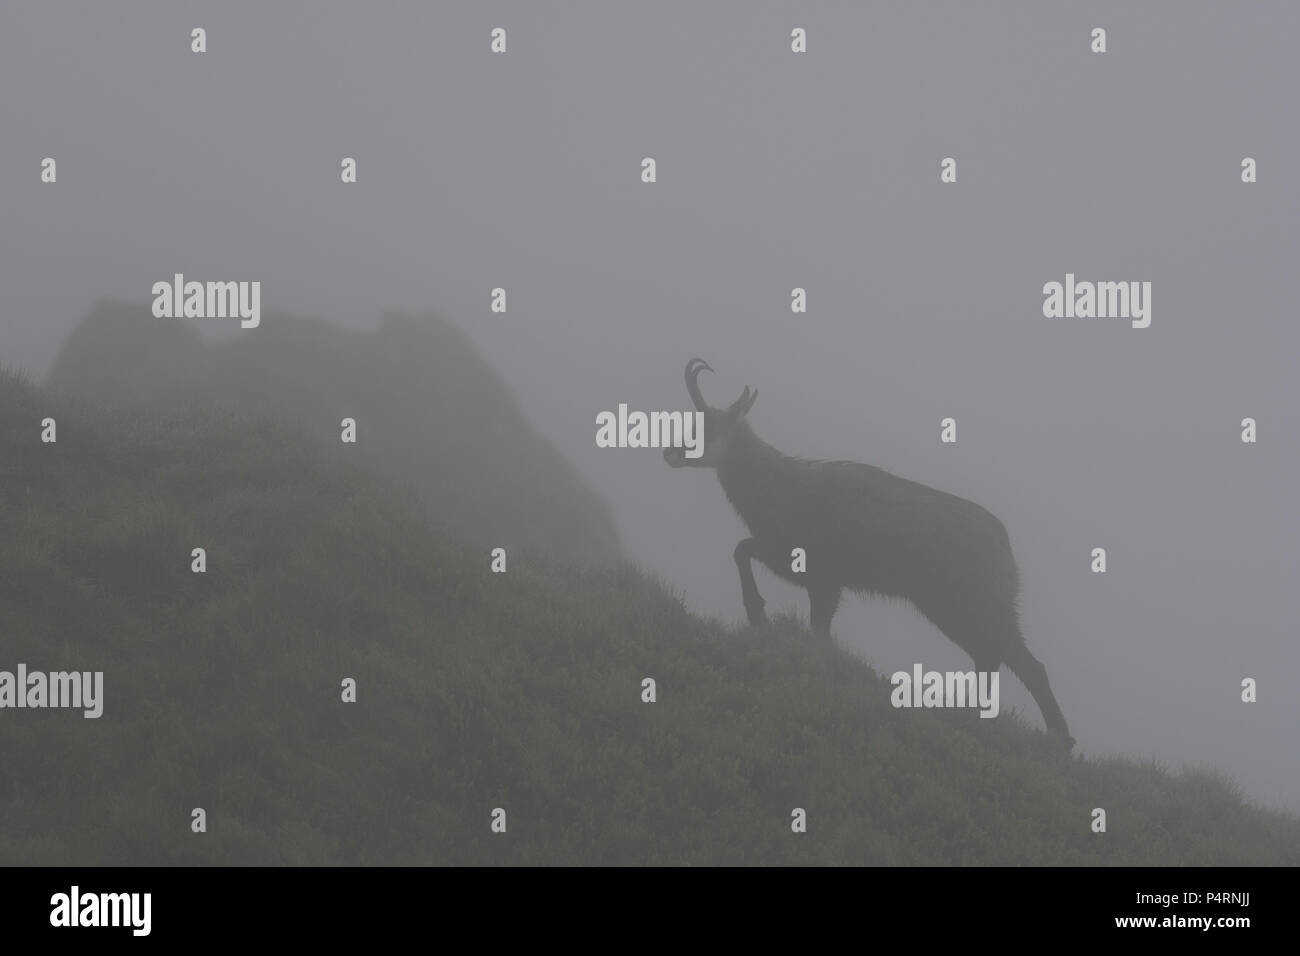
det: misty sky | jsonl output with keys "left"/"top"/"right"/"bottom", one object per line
{"left": 2, "top": 2, "right": 1297, "bottom": 811}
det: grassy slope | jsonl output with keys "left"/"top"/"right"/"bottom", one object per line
{"left": 1, "top": 367, "right": 1297, "bottom": 865}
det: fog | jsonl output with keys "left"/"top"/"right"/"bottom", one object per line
{"left": 2, "top": 1, "right": 1297, "bottom": 812}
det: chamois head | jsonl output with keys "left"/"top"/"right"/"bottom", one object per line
{"left": 663, "top": 358, "right": 758, "bottom": 469}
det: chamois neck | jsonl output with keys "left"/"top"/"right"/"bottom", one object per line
{"left": 725, "top": 420, "right": 780, "bottom": 467}
{"left": 716, "top": 421, "right": 794, "bottom": 507}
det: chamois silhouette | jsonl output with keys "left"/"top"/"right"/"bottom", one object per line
{"left": 665, "top": 358, "right": 1074, "bottom": 746}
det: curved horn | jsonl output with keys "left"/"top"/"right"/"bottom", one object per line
{"left": 685, "top": 357, "right": 714, "bottom": 411}
{"left": 728, "top": 385, "right": 758, "bottom": 420}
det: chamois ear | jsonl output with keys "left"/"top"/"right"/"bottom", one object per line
{"left": 728, "top": 386, "right": 758, "bottom": 421}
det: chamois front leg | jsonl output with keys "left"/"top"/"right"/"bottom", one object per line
{"left": 807, "top": 580, "right": 842, "bottom": 639}
{"left": 733, "top": 538, "right": 768, "bottom": 627}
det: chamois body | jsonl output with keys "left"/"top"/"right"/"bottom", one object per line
{"left": 666, "top": 358, "right": 1074, "bottom": 746}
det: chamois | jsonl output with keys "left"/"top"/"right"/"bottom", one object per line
{"left": 664, "top": 358, "right": 1074, "bottom": 747}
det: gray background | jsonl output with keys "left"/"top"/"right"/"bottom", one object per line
{"left": 2, "top": 2, "right": 1296, "bottom": 811}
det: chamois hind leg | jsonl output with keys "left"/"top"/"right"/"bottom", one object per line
{"left": 1004, "top": 640, "right": 1074, "bottom": 749}
{"left": 733, "top": 538, "right": 769, "bottom": 627}
{"left": 807, "top": 581, "right": 842, "bottom": 638}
